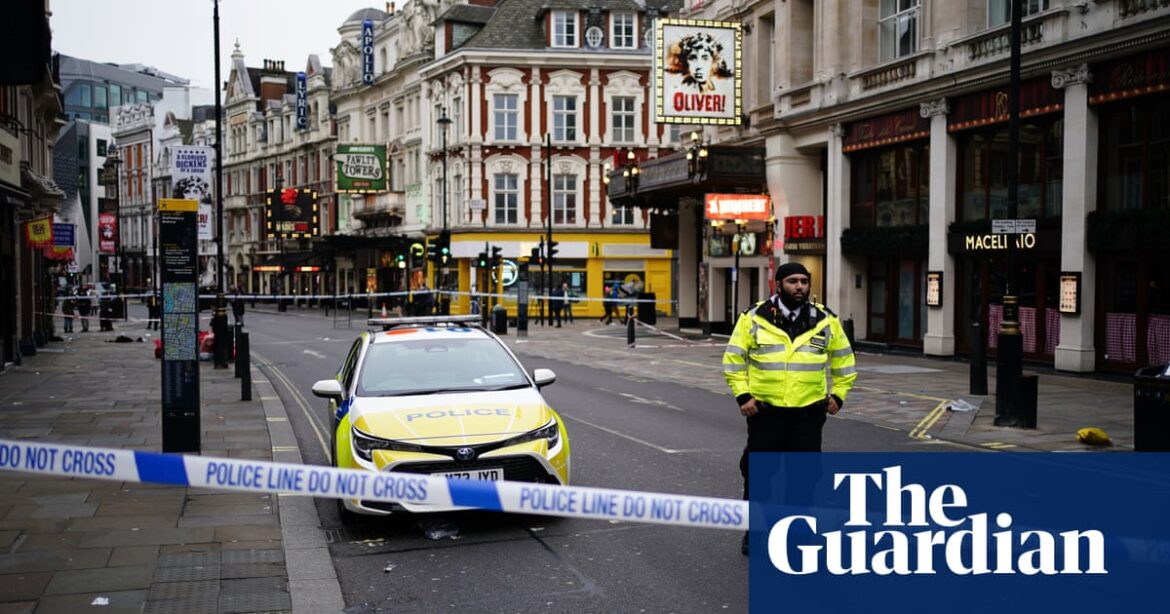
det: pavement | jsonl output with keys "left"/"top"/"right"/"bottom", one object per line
{"left": 0, "top": 303, "right": 1141, "bottom": 612}
{"left": 0, "top": 311, "right": 343, "bottom": 614}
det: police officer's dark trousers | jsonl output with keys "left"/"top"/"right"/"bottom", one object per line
{"left": 739, "top": 401, "right": 827, "bottom": 503}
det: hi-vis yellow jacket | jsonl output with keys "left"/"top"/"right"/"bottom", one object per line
{"left": 723, "top": 301, "right": 857, "bottom": 409}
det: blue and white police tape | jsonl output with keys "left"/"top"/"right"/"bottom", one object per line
{"left": 0, "top": 438, "right": 746, "bottom": 530}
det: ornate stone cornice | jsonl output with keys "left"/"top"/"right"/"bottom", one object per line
{"left": 1051, "top": 64, "right": 1092, "bottom": 89}
{"left": 919, "top": 98, "right": 949, "bottom": 118}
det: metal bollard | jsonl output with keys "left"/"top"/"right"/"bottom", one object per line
{"left": 234, "top": 322, "right": 244, "bottom": 378}
{"left": 239, "top": 331, "right": 252, "bottom": 401}
{"left": 626, "top": 305, "right": 635, "bottom": 347}
{"left": 970, "top": 319, "right": 987, "bottom": 395}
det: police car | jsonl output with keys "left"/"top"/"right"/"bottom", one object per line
{"left": 311, "top": 315, "right": 570, "bottom": 519}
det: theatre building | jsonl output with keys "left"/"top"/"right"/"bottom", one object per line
{"left": 658, "top": 0, "right": 1169, "bottom": 373}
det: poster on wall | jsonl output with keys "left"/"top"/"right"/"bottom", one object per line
{"left": 653, "top": 18, "right": 742, "bottom": 126}
{"left": 171, "top": 146, "right": 215, "bottom": 238}
{"left": 926, "top": 271, "right": 943, "bottom": 308}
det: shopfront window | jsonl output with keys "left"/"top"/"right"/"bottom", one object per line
{"left": 1100, "top": 95, "right": 1170, "bottom": 211}
{"left": 850, "top": 142, "right": 929, "bottom": 227}
{"left": 958, "top": 117, "right": 1063, "bottom": 221}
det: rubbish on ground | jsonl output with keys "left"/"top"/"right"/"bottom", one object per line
{"left": 91, "top": 597, "right": 109, "bottom": 606}
{"left": 948, "top": 399, "right": 979, "bottom": 412}
{"left": 383, "top": 563, "right": 396, "bottom": 573}
{"left": 1076, "top": 427, "right": 1112, "bottom": 446}
{"left": 417, "top": 518, "right": 460, "bottom": 540}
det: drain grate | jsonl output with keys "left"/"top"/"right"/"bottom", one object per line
{"left": 221, "top": 549, "right": 284, "bottom": 565}
{"left": 152, "top": 565, "right": 221, "bottom": 583}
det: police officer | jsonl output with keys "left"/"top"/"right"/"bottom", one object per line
{"left": 722, "top": 262, "right": 857, "bottom": 555}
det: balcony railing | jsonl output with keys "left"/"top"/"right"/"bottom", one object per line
{"left": 1119, "top": 0, "right": 1170, "bottom": 18}
{"left": 858, "top": 55, "right": 919, "bottom": 91}
{"left": 965, "top": 20, "right": 1043, "bottom": 62}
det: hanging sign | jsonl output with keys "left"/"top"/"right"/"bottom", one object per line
{"left": 295, "top": 72, "right": 308, "bottom": 130}
{"left": 362, "top": 20, "right": 375, "bottom": 86}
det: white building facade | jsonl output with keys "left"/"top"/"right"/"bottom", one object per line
{"left": 654, "top": 0, "right": 1170, "bottom": 374}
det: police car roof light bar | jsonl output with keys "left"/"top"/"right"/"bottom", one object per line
{"left": 366, "top": 315, "right": 482, "bottom": 330}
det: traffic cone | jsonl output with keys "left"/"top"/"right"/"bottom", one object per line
{"left": 381, "top": 303, "right": 388, "bottom": 317}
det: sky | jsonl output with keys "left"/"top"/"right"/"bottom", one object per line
{"left": 51, "top": 0, "right": 383, "bottom": 97}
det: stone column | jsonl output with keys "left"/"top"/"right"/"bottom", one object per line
{"left": 825, "top": 124, "right": 861, "bottom": 330}
{"left": 678, "top": 199, "right": 698, "bottom": 322}
{"left": 1052, "top": 65, "right": 1097, "bottom": 373}
{"left": 921, "top": 98, "right": 957, "bottom": 356}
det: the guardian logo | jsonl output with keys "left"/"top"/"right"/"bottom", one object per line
{"left": 768, "top": 466, "right": 1107, "bottom": 576}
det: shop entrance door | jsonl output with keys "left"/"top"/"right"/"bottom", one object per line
{"left": 957, "top": 254, "right": 1060, "bottom": 362}
{"left": 865, "top": 258, "right": 925, "bottom": 347}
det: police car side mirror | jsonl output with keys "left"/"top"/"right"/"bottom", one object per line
{"left": 312, "top": 379, "right": 346, "bottom": 401}
{"left": 533, "top": 368, "right": 556, "bottom": 389}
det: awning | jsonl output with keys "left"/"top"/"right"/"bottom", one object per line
{"left": 606, "top": 145, "right": 767, "bottom": 209}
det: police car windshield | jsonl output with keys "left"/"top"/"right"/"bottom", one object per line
{"left": 356, "top": 337, "right": 528, "bottom": 396}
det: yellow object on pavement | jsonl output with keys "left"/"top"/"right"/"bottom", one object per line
{"left": 1076, "top": 427, "right": 1112, "bottom": 446}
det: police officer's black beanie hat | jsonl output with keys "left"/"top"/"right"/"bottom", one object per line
{"left": 775, "top": 262, "right": 811, "bottom": 282}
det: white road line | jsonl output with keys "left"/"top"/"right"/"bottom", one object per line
{"left": 617, "top": 392, "right": 684, "bottom": 413}
{"left": 302, "top": 349, "right": 327, "bottom": 359}
{"left": 561, "top": 414, "right": 706, "bottom": 454}
{"left": 253, "top": 350, "right": 331, "bottom": 458}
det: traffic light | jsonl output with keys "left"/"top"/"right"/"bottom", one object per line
{"left": 547, "top": 240, "right": 559, "bottom": 260}
{"left": 476, "top": 251, "right": 488, "bottom": 268}
{"left": 437, "top": 229, "right": 451, "bottom": 264}
{"left": 530, "top": 246, "right": 542, "bottom": 266}
{"left": 491, "top": 246, "right": 502, "bottom": 268}
{"left": 395, "top": 253, "right": 406, "bottom": 269}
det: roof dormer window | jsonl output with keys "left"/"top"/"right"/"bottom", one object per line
{"left": 553, "top": 11, "right": 578, "bottom": 48}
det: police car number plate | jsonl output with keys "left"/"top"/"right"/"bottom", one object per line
{"left": 434, "top": 468, "right": 503, "bottom": 481}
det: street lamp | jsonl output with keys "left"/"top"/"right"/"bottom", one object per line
{"left": 686, "top": 130, "right": 709, "bottom": 182}
{"left": 274, "top": 168, "right": 286, "bottom": 313}
{"left": 623, "top": 150, "right": 640, "bottom": 194}
{"left": 211, "top": 0, "right": 229, "bottom": 368}
{"left": 100, "top": 143, "right": 124, "bottom": 323}
{"left": 436, "top": 108, "right": 452, "bottom": 306}
{"left": 730, "top": 219, "right": 747, "bottom": 321}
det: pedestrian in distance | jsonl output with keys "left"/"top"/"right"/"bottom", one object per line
{"left": 549, "top": 284, "right": 565, "bottom": 328}
{"left": 61, "top": 291, "right": 75, "bottom": 333}
{"left": 561, "top": 281, "right": 575, "bottom": 324}
{"left": 98, "top": 294, "right": 114, "bottom": 332}
{"left": 600, "top": 283, "right": 619, "bottom": 325}
{"left": 230, "top": 287, "right": 245, "bottom": 326}
{"left": 77, "top": 290, "right": 92, "bottom": 332}
{"left": 146, "top": 292, "right": 160, "bottom": 330}
{"left": 721, "top": 262, "right": 857, "bottom": 556}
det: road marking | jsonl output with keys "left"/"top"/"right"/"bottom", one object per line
{"left": 983, "top": 442, "right": 1018, "bottom": 450}
{"left": 302, "top": 349, "right": 327, "bottom": 359}
{"left": 617, "top": 392, "right": 683, "bottom": 412}
{"left": 253, "top": 350, "right": 331, "bottom": 459}
{"left": 561, "top": 414, "right": 699, "bottom": 454}
{"left": 909, "top": 400, "right": 949, "bottom": 440}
